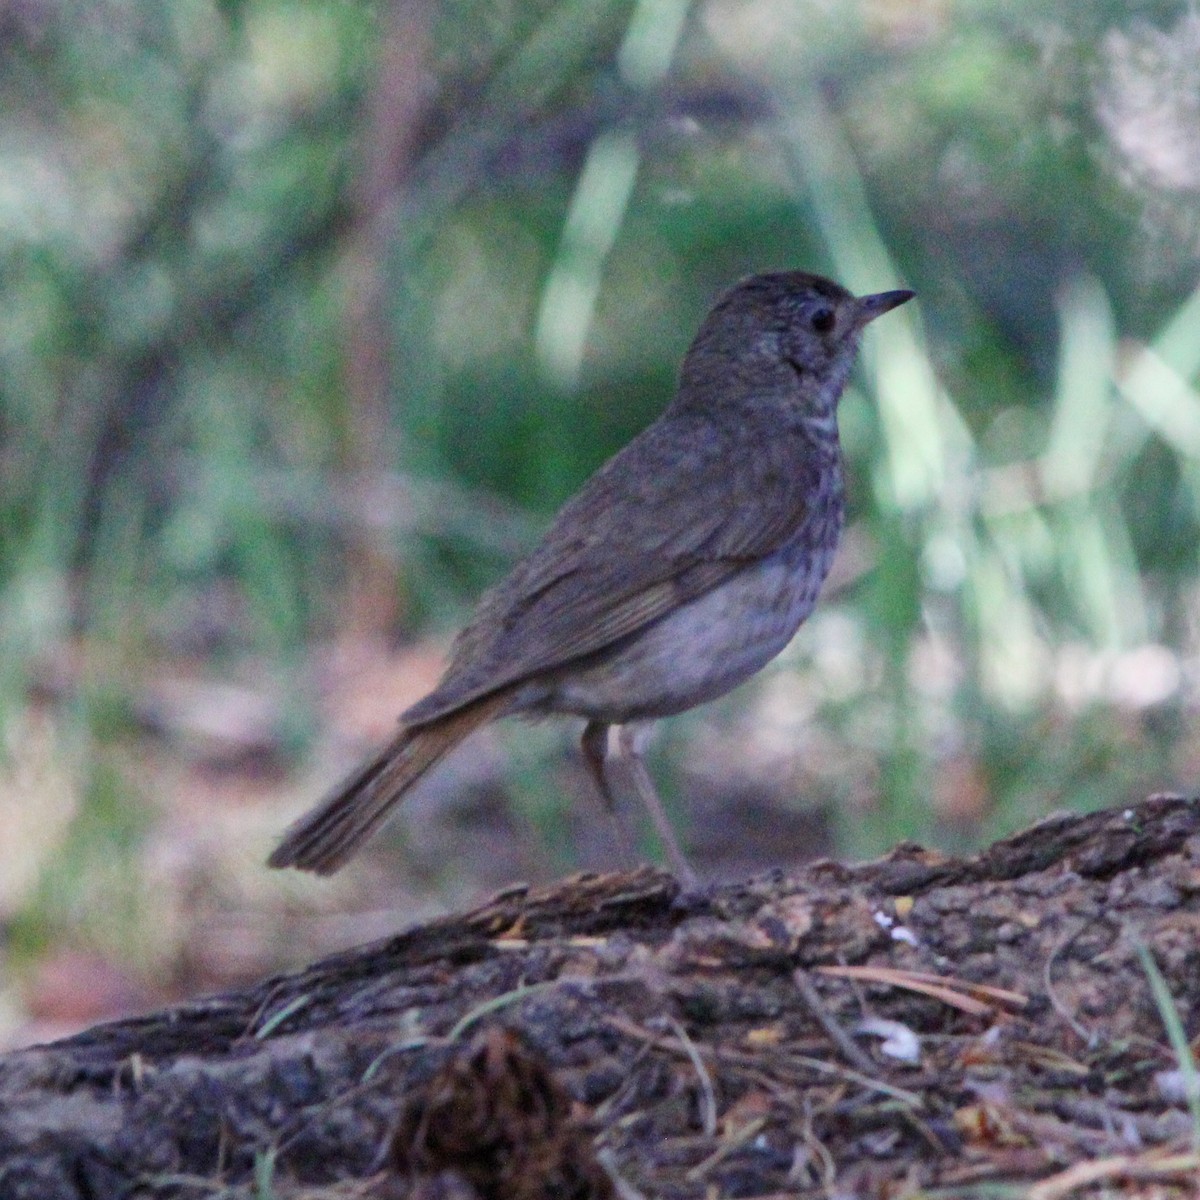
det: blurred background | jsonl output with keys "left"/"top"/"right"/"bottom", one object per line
{"left": 2, "top": 0, "right": 1199, "bottom": 1046}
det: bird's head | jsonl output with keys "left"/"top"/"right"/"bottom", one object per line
{"left": 677, "top": 271, "right": 913, "bottom": 425}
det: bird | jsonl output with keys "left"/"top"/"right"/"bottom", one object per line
{"left": 269, "top": 271, "right": 914, "bottom": 880}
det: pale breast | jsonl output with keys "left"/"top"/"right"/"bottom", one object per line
{"left": 544, "top": 512, "right": 843, "bottom": 723}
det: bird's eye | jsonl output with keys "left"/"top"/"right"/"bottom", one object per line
{"left": 810, "top": 306, "right": 836, "bottom": 334}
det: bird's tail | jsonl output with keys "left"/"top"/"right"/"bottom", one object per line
{"left": 268, "top": 691, "right": 512, "bottom": 875}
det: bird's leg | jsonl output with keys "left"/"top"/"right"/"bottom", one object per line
{"left": 613, "top": 723, "right": 698, "bottom": 887}
{"left": 580, "top": 720, "right": 641, "bottom": 867}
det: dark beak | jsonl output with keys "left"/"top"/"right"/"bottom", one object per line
{"left": 856, "top": 288, "right": 915, "bottom": 325}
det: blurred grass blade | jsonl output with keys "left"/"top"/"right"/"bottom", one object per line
{"left": 1148, "top": 279, "right": 1200, "bottom": 380}
{"left": 618, "top": 0, "right": 692, "bottom": 87}
{"left": 1041, "top": 276, "right": 1115, "bottom": 496}
{"left": 0, "top": 453, "right": 85, "bottom": 737}
{"left": 1135, "top": 939, "right": 1200, "bottom": 1148}
{"left": 535, "top": 0, "right": 692, "bottom": 389}
{"left": 1117, "top": 345, "right": 1200, "bottom": 460}
{"left": 535, "top": 130, "right": 641, "bottom": 389}
{"left": 1038, "top": 277, "right": 1145, "bottom": 648}
{"left": 1115, "top": 312, "right": 1200, "bottom": 529}
{"left": 1113, "top": 278, "right": 1200, "bottom": 538}
{"left": 968, "top": 537, "right": 1045, "bottom": 708}
{"left": 1056, "top": 501, "right": 1146, "bottom": 649}
{"left": 772, "top": 85, "right": 959, "bottom": 512}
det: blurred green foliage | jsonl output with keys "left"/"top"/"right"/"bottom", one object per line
{"left": 2, "top": 0, "right": 1200, "bottom": 874}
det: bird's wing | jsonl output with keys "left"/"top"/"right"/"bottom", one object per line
{"left": 404, "top": 410, "right": 823, "bottom": 724}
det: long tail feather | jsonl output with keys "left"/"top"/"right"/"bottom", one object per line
{"left": 268, "top": 692, "right": 511, "bottom": 875}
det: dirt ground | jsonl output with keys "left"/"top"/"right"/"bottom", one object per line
{"left": 3, "top": 795, "right": 1200, "bottom": 1198}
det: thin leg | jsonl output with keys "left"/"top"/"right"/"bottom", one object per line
{"left": 581, "top": 720, "right": 617, "bottom": 809}
{"left": 614, "top": 724, "right": 698, "bottom": 887}
{"left": 581, "top": 720, "right": 641, "bottom": 865}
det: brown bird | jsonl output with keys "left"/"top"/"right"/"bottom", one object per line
{"left": 269, "top": 271, "right": 913, "bottom": 879}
